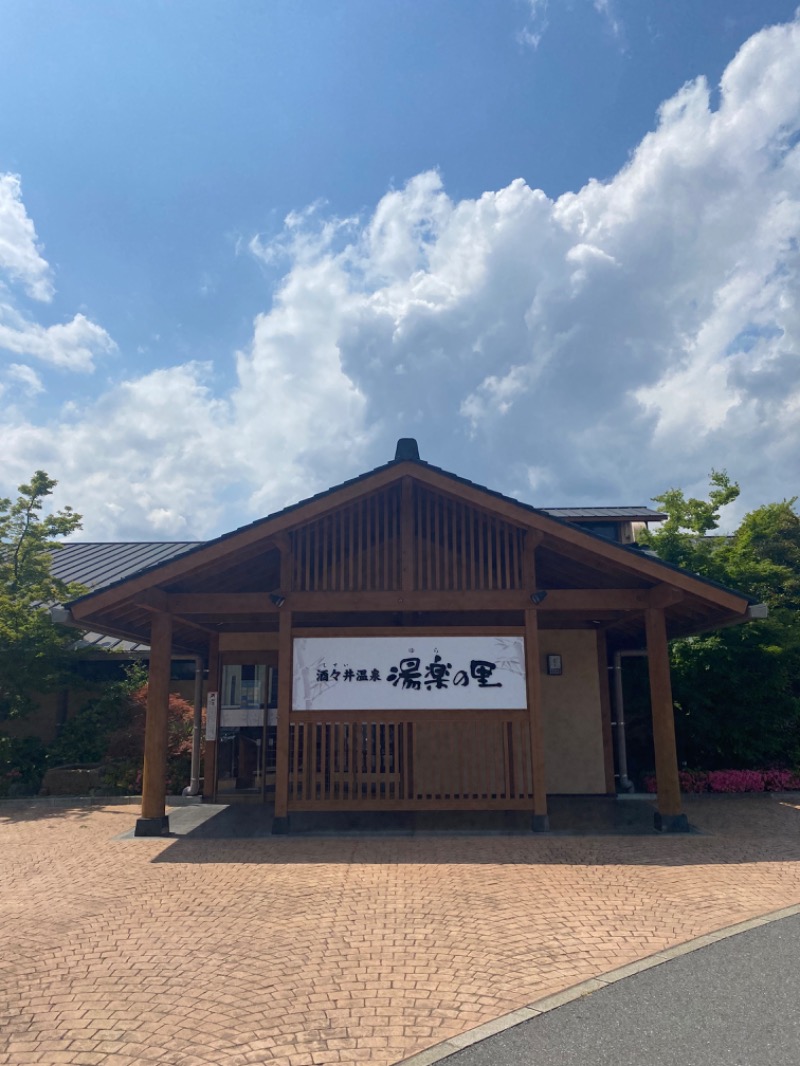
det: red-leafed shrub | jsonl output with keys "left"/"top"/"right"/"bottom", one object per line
{"left": 104, "top": 684, "right": 194, "bottom": 761}
{"left": 763, "top": 768, "right": 800, "bottom": 791}
{"left": 102, "top": 684, "right": 195, "bottom": 795}
{"left": 679, "top": 770, "right": 709, "bottom": 793}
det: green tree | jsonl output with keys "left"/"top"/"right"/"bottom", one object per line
{"left": 0, "top": 471, "right": 83, "bottom": 721}
{"left": 640, "top": 469, "right": 740, "bottom": 581}
{"left": 636, "top": 475, "right": 800, "bottom": 773}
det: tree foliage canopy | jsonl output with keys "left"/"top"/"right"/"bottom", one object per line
{"left": 634, "top": 474, "right": 800, "bottom": 773}
{"left": 0, "top": 472, "right": 84, "bottom": 721}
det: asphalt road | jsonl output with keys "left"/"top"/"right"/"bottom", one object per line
{"left": 445, "top": 914, "right": 800, "bottom": 1066}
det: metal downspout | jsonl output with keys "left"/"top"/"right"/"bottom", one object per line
{"left": 612, "top": 649, "right": 648, "bottom": 793}
{"left": 183, "top": 655, "right": 204, "bottom": 796}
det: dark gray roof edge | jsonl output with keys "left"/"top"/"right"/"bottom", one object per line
{"left": 57, "top": 541, "right": 202, "bottom": 548}
{"left": 543, "top": 507, "right": 667, "bottom": 520}
{"left": 65, "top": 455, "right": 753, "bottom": 610}
{"left": 619, "top": 543, "right": 758, "bottom": 605}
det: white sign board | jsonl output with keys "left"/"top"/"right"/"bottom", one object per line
{"left": 292, "top": 636, "right": 527, "bottom": 711}
{"left": 205, "top": 692, "right": 218, "bottom": 740}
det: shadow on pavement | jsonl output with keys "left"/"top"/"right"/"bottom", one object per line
{"left": 147, "top": 793, "right": 800, "bottom": 866}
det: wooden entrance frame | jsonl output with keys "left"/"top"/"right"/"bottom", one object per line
{"left": 66, "top": 444, "right": 755, "bottom": 836}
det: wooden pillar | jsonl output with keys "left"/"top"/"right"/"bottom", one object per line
{"left": 203, "top": 634, "right": 220, "bottom": 800}
{"left": 645, "top": 607, "right": 689, "bottom": 832}
{"left": 135, "top": 610, "right": 173, "bottom": 836}
{"left": 596, "top": 630, "right": 616, "bottom": 794}
{"left": 522, "top": 530, "right": 548, "bottom": 830}
{"left": 524, "top": 607, "right": 549, "bottom": 831}
{"left": 272, "top": 608, "right": 293, "bottom": 832}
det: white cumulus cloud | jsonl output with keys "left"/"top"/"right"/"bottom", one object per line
{"left": 0, "top": 307, "right": 115, "bottom": 372}
{"left": 0, "top": 174, "right": 54, "bottom": 302}
{"left": 6, "top": 363, "right": 44, "bottom": 396}
{"left": 0, "top": 174, "right": 115, "bottom": 376}
{"left": 1, "top": 16, "right": 799, "bottom": 537}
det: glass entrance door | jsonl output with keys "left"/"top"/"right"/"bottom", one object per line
{"left": 216, "top": 664, "right": 277, "bottom": 800}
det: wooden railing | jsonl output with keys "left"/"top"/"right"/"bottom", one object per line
{"left": 286, "top": 710, "right": 534, "bottom": 811}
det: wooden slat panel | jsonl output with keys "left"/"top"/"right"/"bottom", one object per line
{"left": 391, "top": 487, "right": 399, "bottom": 590}
{"left": 502, "top": 524, "right": 509, "bottom": 590}
{"left": 361, "top": 498, "right": 368, "bottom": 591}
{"left": 434, "top": 495, "right": 442, "bottom": 592}
{"left": 386, "top": 494, "right": 392, "bottom": 591}
{"left": 478, "top": 512, "right": 486, "bottom": 590}
{"left": 279, "top": 702, "right": 524, "bottom": 811}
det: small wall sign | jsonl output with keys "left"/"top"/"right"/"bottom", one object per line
{"left": 546, "top": 654, "right": 563, "bottom": 676}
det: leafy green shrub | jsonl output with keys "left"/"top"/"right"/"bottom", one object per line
{"left": 0, "top": 735, "right": 48, "bottom": 797}
{"left": 101, "top": 684, "right": 195, "bottom": 794}
{"left": 44, "top": 664, "right": 196, "bottom": 795}
{"left": 47, "top": 664, "right": 147, "bottom": 767}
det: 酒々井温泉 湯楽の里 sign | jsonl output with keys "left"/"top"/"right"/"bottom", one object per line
{"left": 292, "top": 636, "right": 527, "bottom": 711}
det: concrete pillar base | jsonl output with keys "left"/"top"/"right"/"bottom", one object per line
{"left": 134, "top": 815, "right": 170, "bottom": 837}
{"left": 654, "top": 811, "right": 690, "bottom": 833}
{"left": 272, "top": 816, "right": 290, "bottom": 835}
{"left": 531, "top": 814, "right": 550, "bottom": 833}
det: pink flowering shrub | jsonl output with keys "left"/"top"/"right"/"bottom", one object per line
{"left": 643, "top": 768, "right": 800, "bottom": 794}
{"left": 707, "top": 769, "right": 765, "bottom": 793}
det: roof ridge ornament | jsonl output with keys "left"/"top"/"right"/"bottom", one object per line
{"left": 394, "top": 437, "right": 420, "bottom": 461}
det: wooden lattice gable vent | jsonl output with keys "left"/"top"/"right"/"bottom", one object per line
{"left": 289, "top": 482, "right": 403, "bottom": 592}
{"left": 288, "top": 478, "right": 528, "bottom": 593}
{"left": 410, "top": 482, "right": 526, "bottom": 592}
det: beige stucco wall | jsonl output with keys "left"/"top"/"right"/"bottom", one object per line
{"left": 541, "top": 629, "right": 607, "bottom": 794}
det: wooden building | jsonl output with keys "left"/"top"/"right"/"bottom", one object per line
{"left": 63, "top": 440, "right": 759, "bottom": 835}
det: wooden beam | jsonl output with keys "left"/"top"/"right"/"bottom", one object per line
{"left": 294, "top": 590, "right": 532, "bottom": 611}
{"left": 219, "top": 633, "right": 280, "bottom": 652}
{"left": 130, "top": 591, "right": 216, "bottom": 635}
{"left": 132, "top": 588, "right": 170, "bottom": 612}
{"left": 157, "top": 588, "right": 666, "bottom": 614}
{"left": 203, "top": 633, "right": 220, "bottom": 801}
{"left": 279, "top": 533, "right": 293, "bottom": 591}
{"left": 596, "top": 630, "right": 615, "bottom": 793}
{"left": 166, "top": 593, "right": 277, "bottom": 614}
{"left": 292, "top": 625, "right": 525, "bottom": 639}
{"left": 524, "top": 607, "right": 549, "bottom": 829}
{"left": 272, "top": 609, "right": 293, "bottom": 829}
{"left": 522, "top": 529, "right": 542, "bottom": 589}
{"left": 137, "top": 611, "right": 172, "bottom": 830}
{"left": 645, "top": 607, "right": 686, "bottom": 828}
{"left": 541, "top": 589, "right": 650, "bottom": 611}
{"left": 648, "top": 583, "right": 684, "bottom": 609}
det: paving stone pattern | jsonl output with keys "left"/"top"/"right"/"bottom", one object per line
{"left": 1, "top": 795, "right": 799, "bottom": 1066}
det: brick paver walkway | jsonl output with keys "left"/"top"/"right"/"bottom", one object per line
{"left": 1, "top": 795, "right": 799, "bottom": 1066}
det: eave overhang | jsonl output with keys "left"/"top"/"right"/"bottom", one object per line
{"left": 65, "top": 455, "right": 757, "bottom": 655}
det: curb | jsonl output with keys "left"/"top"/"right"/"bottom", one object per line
{"left": 394, "top": 902, "right": 800, "bottom": 1066}
{"left": 0, "top": 794, "right": 203, "bottom": 809}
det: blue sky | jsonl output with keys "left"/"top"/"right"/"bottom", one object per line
{"left": 1, "top": 0, "right": 798, "bottom": 538}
